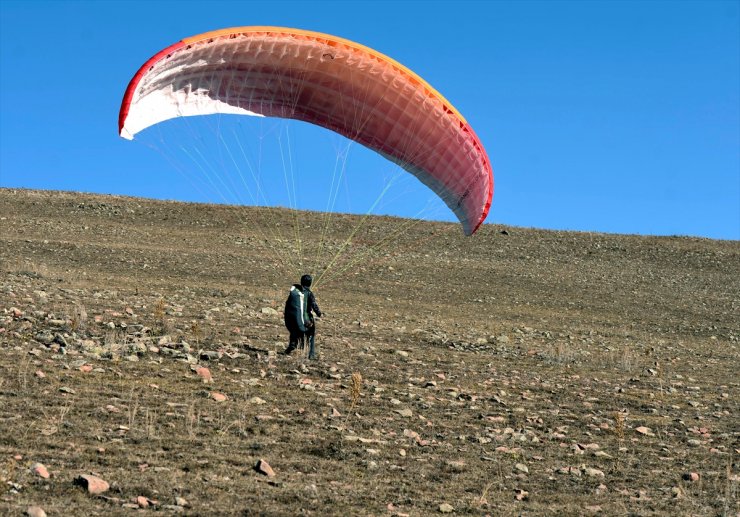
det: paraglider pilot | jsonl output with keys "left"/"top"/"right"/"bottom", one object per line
{"left": 283, "top": 274, "right": 322, "bottom": 359}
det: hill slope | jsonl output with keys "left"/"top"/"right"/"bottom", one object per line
{"left": 1, "top": 188, "right": 738, "bottom": 515}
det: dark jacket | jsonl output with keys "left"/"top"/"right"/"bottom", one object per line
{"left": 304, "top": 287, "right": 322, "bottom": 320}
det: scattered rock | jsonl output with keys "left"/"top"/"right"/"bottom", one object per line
{"left": 31, "top": 462, "right": 50, "bottom": 479}
{"left": 210, "top": 392, "right": 227, "bottom": 402}
{"left": 584, "top": 467, "right": 605, "bottom": 478}
{"left": 514, "top": 463, "right": 529, "bottom": 474}
{"left": 74, "top": 474, "right": 110, "bottom": 495}
{"left": 439, "top": 502, "right": 454, "bottom": 513}
{"left": 683, "top": 472, "right": 700, "bottom": 482}
{"left": 444, "top": 459, "right": 466, "bottom": 472}
{"left": 195, "top": 366, "right": 213, "bottom": 383}
{"left": 403, "top": 429, "right": 420, "bottom": 440}
{"left": 25, "top": 506, "right": 46, "bottom": 517}
{"left": 200, "top": 350, "right": 221, "bottom": 361}
{"left": 255, "top": 459, "right": 275, "bottom": 477}
{"left": 635, "top": 426, "right": 653, "bottom": 436}
{"left": 514, "top": 489, "right": 529, "bottom": 501}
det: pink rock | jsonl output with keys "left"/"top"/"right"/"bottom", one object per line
{"left": 635, "top": 426, "right": 653, "bottom": 436}
{"left": 210, "top": 392, "right": 227, "bottom": 402}
{"left": 255, "top": 459, "right": 275, "bottom": 477}
{"left": 79, "top": 364, "right": 93, "bottom": 373}
{"left": 403, "top": 429, "right": 420, "bottom": 440}
{"left": 195, "top": 366, "right": 212, "bottom": 383}
{"left": 136, "top": 496, "right": 149, "bottom": 508}
{"left": 74, "top": 474, "right": 110, "bottom": 495}
{"left": 25, "top": 506, "right": 47, "bottom": 517}
{"left": 514, "top": 489, "right": 529, "bottom": 501}
{"left": 35, "top": 370, "right": 46, "bottom": 379}
{"left": 31, "top": 463, "right": 50, "bottom": 479}
{"left": 684, "top": 472, "right": 700, "bottom": 482}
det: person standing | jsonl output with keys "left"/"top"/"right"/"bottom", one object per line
{"left": 283, "top": 274, "right": 322, "bottom": 359}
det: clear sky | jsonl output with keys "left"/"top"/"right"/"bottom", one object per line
{"left": 1, "top": 0, "right": 738, "bottom": 240}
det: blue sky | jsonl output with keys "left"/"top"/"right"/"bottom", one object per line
{"left": 1, "top": 0, "right": 738, "bottom": 240}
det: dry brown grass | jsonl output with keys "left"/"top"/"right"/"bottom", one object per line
{"left": 0, "top": 189, "right": 738, "bottom": 516}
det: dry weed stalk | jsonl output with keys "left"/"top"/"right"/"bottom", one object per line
{"left": 186, "top": 401, "right": 200, "bottom": 439}
{"left": 349, "top": 372, "right": 362, "bottom": 410}
{"left": 619, "top": 348, "right": 635, "bottom": 371}
{"left": 613, "top": 410, "right": 627, "bottom": 471}
{"left": 69, "top": 302, "right": 88, "bottom": 332}
{"left": 190, "top": 320, "right": 202, "bottom": 346}
{"left": 153, "top": 298, "right": 168, "bottom": 335}
{"left": 17, "top": 354, "right": 31, "bottom": 391}
{"left": 614, "top": 411, "right": 626, "bottom": 442}
{"left": 723, "top": 453, "right": 735, "bottom": 517}
{"left": 144, "top": 408, "right": 158, "bottom": 439}
{"left": 127, "top": 387, "right": 140, "bottom": 431}
{"left": 34, "top": 400, "right": 74, "bottom": 439}
{"left": 475, "top": 481, "right": 494, "bottom": 508}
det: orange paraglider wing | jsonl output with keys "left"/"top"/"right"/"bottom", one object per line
{"left": 119, "top": 27, "right": 493, "bottom": 234}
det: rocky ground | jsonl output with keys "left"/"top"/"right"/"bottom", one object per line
{"left": 0, "top": 188, "right": 738, "bottom": 516}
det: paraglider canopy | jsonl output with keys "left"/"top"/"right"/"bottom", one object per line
{"left": 119, "top": 26, "right": 493, "bottom": 234}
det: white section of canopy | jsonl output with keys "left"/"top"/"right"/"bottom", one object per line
{"left": 120, "top": 87, "right": 264, "bottom": 140}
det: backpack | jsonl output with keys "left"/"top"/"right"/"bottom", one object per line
{"left": 284, "top": 285, "right": 307, "bottom": 332}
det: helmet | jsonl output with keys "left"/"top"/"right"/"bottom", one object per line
{"left": 300, "top": 274, "right": 313, "bottom": 288}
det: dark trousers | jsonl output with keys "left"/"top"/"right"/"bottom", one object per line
{"left": 284, "top": 324, "right": 317, "bottom": 359}
{"left": 305, "top": 324, "right": 316, "bottom": 359}
{"left": 286, "top": 328, "right": 303, "bottom": 353}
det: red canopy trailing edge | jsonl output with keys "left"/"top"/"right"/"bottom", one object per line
{"left": 119, "top": 26, "right": 493, "bottom": 234}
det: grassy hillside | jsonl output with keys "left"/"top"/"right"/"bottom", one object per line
{"left": 1, "top": 188, "right": 738, "bottom": 515}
